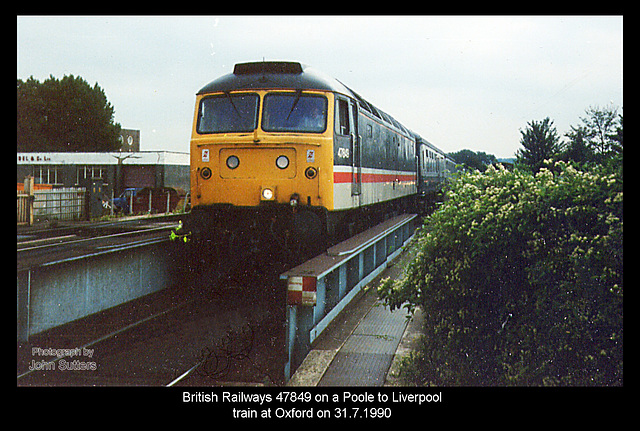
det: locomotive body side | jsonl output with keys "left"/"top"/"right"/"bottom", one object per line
{"left": 332, "top": 95, "right": 417, "bottom": 212}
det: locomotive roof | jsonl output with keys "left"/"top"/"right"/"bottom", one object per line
{"left": 197, "top": 61, "right": 355, "bottom": 96}
{"left": 196, "top": 61, "right": 429, "bottom": 143}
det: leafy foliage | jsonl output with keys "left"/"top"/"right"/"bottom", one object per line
{"left": 379, "top": 162, "right": 623, "bottom": 386}
{"left": 563, "top": 105, "right": 623, "bottom": 168}
{"left": 516, "top": 117, "right": 562, "bottom": 172}
{"left": 518, "top": 105, "right": 623, "bottom": 172}
{"left": 17, "top": 75, "right": 122, "bottom": 152}
{"left": 448, "top": 149, "right": 498, "bottom": 172}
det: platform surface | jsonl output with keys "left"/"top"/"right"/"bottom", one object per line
{"left": 318, "top": 300, "right": 410, "bottom": 386}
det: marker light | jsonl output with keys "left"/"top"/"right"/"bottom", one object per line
{"left": 289, "top": 193, "right": 300, "bottom": 207}
{"left": 304, "top": 167, "right": 318, "bottom": 179}
{"left": 275, "top": 155, "right": 289, "bottom": 169}
{"left": 226, "top": 155, "right": 240, "bottom": 169}
{"left": 200, "top": 167, "right": 212, "bottom": 180}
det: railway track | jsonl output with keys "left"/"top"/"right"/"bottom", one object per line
{"left": 16, "top": 276, "right": 286, "bottom": 386}
{"left": 17, "top": 217, "right": 181, "bottom": 270}
{"left": 17, "top": 224, "right": 174, "bottom": 252}
{"left": 17, "top": 213, "right": 285, "bottom": 386}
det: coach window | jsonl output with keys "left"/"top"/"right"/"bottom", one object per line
{"left": 335, "top": 99, "right": 350, "bottom": 135}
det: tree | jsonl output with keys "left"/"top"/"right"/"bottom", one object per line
{"left": 562, "top": 125, "right": 594, "bottom": 165}
{"left": 577, "top": 105, "right": 622, "bottom": 164}
{"left": 448, "top": 149, "right": 497, "bottom": 172}
{"left": 17, "top": 75, "right": 122, "bottom": 152}
{"left": 581, "top": 105, "right": 619, "bottom": 157}
{"left": 516, "top": 117, "right": 561, "bottom": 173}
{"left": 561, "top": 105, "right": 623, "bottom": 171}
{"left": 610, "top": 113, "right": 623, "bottom": 151}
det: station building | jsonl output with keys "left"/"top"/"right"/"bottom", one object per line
{"left": 16, "top": 150, "right": 190, "bottom": 196}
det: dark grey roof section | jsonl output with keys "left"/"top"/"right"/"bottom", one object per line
{"left": 233, "top": 61, "right": 303, "bottom": 75}
{"left": 196, "top": 61, "right": 427, "bottom": 143}
{"left": 197, "top": 61, "right": 355, "bottom": 96}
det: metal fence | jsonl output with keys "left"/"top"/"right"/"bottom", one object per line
{"left": 34, "top": 187, "right": 86, "bottom": 221}
{"left": 18, "top": 187, "right": 87, "bottom": 224}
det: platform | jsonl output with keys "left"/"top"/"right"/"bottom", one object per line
{"left": 287, "top": 236, "right": 420, "bottom": 386}
{"left": 281, "top": 214, "right": 417, "bottom": 381}
{"left": 17, "top": 215, "right": 183, "bottom": 342}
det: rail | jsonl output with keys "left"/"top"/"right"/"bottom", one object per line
{"left": 280, "top": 213, "right": 417, "bottom": 381}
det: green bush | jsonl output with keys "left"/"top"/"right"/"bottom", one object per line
{"left": 379, "top": 162, "right": 623, "bottom": 385}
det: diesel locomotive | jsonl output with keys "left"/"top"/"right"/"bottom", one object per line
{"left": 186, "top": 61, "right": 453, "bottom": 266}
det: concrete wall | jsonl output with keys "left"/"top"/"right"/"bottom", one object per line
{"left": 17, "top": 241, "right": 176, "bottom": 342}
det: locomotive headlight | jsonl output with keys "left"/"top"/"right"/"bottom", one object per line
{"left": 261, "top": 187, "right": 274, "bottom": 200}
{"left": 275, "top": 155, "right": 289, "bottom": 170}
{"left": 226, "top": 155, "right": 240, "bottom": 169}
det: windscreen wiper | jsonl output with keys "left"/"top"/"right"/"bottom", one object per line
{"left": 224, "top": 91, "right": 243, "bottom": 118}
{"left": 286, "top": 90, "right": 302, "bottom": 121}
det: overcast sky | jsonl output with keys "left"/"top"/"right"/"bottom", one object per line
{"left": 17, "top": 15, "right": 623, "bottom": 158}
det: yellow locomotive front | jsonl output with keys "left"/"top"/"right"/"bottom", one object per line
{"left": 190, "top": 89, "right": 335, "bottom": 211}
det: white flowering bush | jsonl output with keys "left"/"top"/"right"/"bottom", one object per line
{"left": 379, "top": 162, "right": 623, "bottom": 385}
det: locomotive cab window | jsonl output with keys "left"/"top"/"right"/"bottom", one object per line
{"left": 336, "top": 99, "right": 350, "bottom": 135}
{"left": 197, "top": 92, "right": 259, "bottom": 134}
{"left": 262, "top": 92, "right": 327, "bottom": 133}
